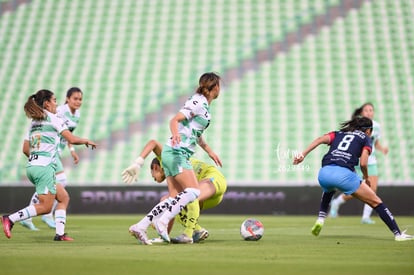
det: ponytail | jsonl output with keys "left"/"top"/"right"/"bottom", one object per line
{"left": 24, "top": 89, "right": 54, "bottom": 120}
{"left": 340, "top": 116, "right": 372, "bottom": 132}
{"left": 196, "top": 72, "right": 221, "bottom": 97}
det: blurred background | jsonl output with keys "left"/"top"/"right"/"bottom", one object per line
{"left": 0, "top": 0, "right": 413, "bottom": 194}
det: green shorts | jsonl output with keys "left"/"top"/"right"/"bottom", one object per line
{"left": 26, "top": 164, "right": 57, "bottom": 195}
{"left": 201, "top": 173, "right": 227, "bottom": 210}
{"left": 161, "top": 145, "right": 193, "bottom": 177}
{"left": 355, "top": 164, "right": 379, "bottom": 177}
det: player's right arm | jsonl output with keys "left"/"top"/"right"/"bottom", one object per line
{"left": 293, "top": 134, "right": 331, "bottom": 164}
{"left": 22, "top": 139, "right": 30, "bottom": 158}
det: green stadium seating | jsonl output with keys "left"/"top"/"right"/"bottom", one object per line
{"left": 0, "top": 0, "right": 413, "bottom": 185}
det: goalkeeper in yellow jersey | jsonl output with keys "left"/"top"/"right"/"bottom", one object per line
{"left": 122, "top": 139, "right": 227, "bottom": 244}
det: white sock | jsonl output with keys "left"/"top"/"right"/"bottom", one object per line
{"left": 334, "top": 195, "right": 346, "bottom": 206}
{"left": 362, "top": 204, "right": 373, "bottom": 220}
{"left": 136, "top": 197, "right": 173, "bottom": 229}
{"left": 9, "top": 205, "right": 37, "bottom": 223}
{"left": 55, "top": 209, "right": 66, "bottom": 236}
{"left": 24, "top": 192, "right": 39, "bottom": 223}
{"left": 159, "top": 188, "right": 200, "bottom": 224}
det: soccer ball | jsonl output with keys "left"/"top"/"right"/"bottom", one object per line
{"left": 240, "top": 218, "right": 264, "bottom": 241}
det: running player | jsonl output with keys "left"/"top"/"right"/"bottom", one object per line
{"left": 1, "top": 89, "right": 96, "bottom": 241}
{"left": 127, "top": 72, "right": 222, "bottom": 244}
{"left": 122, "top": 139, "right": 227, "bottom": 244}
{"left": 20, "top": 87, "right": 83, "bottom": 230}
{"left": 293, "top": 116, "right": 412, "bottom": 241}
{"left": 329, "top": 103, "right": 388, "bottom": 224}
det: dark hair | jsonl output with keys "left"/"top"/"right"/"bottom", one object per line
{"left": 150, "top": 157, "right": 161, "bottom": 170}
{"left": 352, "top": 102, "right": 374, "bottom": 119}
{"left": 24, "top": 89, "right": 54, "bottom": 120}
{"left": 65, "top": 87, "right": 82, "bottom": 104}
{"left": 340, "top": 116, "right": 373, "bottom": 132}
{"left": 196, "top": 72, "right": 221, "bottom": 97}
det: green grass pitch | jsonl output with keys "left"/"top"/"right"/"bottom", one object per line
{"left": 1, "top": 215, "right": 413, "bottom": 275}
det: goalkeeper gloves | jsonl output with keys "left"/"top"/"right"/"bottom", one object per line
{"left": 121, "top": 156, "right": 145, "bottom": 184}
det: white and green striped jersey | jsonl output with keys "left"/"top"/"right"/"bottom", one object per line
{"left": 56, "top": 104, "right": 80, "bottom": 153}
{"left": 25, "top": 110, "right": 68, "bottom": 167}
{"left": 368, "top": 120, "right": 381, "bottom": 165}
{"left": 165, "top": 93, "right": 211, "bottom": 153}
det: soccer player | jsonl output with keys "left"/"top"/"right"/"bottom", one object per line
{"left": 1, "top": 89, "right": 96, "bottom": 241}
{"left": 127, "top": 72, "right": 222, "bottom": 244}
{"left": 122, "top": 139, "right": 227, "bottom": 244}
{"left": 20, "top": 87, "right": 83, "bottom": 230}
{"left": 329, "top": 103, "right": 388, "bottom": 224}
{"left": 293, "top": 116, "right": 412, "bottom": 241}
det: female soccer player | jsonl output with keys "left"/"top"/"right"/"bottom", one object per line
{"left": 127, "top": 72, "right": 222, "bottom": 244}
{"left": 1, "top": 89, "right": 96, "bottom": 241}
{"left": 329, "top": 103, "right": 388, "bottom": 224}
{"left": 20, "top": 87, "right": 83, "bottom": 230}
{"left": 122, "top": 139, "right": 227, "bottom": 244}
{"left": 293, "top": 116, "right": 412, "bottom": 241}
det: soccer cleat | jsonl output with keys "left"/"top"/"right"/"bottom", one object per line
{"left": 20, "top": 220, "right": 40, "bottom": 231}
{"left": 311, "top": 221, "right": 323, "bottom": 237}
{"left": 42, "top": 216, "right": 56, "bottom": 229}
{"left": 192, "top": 228, "right": 209, "bottom": 243}
{"left": 171, "top": 233, "right": 193, "bottom": 244}
{"left": 153, "top": 220, "right": 170, "bottom": 243}
{"left": 150, "top": 237, "right": 165, "bottom": 244}
{"left": 1, "top": 215, "right": 14, "bottom": 239}
{"left": 54, "top": 233, "right": 74, "bottom": 241}
{"left": 329, "top": 201, "right": 339, "bottom": 218}
{"left": 129, "top": 225, "right": 152, "bottom": 245}
{"left": 395, "top": 230, "right": 414, "bottom": 242}
{"left": 361, "top": 218, "right": 376, "bottom": 224}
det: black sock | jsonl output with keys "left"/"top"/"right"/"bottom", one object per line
{"left": 317, "top": 191, "right": 336, "bottom": 218}
{"left": 374, "top": 203, "right": 400, "bottom": 235}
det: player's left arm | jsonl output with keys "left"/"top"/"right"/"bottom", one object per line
{"left": 197, "top": 136, "right": 222, "bottom": 167}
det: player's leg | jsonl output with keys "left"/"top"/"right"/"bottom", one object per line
{"left": 130, "top": 180, "right": 180, "bottom": 245}
{"left": 53, "top": 183, "right": 73, "bottom": 241}
{"left": 312, "top": 191, "right": 336, "bottom": 236}
{"left": 329, "top": 193, "right": 353, "bottom": 218}
{"left": 2, "top": 166, "right": 55, "bottom": 238}
{"left": 194, "top": 174, "right": 227, "bottom": 242}
{"left": 155, "top": 170, "right": 200, "bottom": 243}
{"left": 314, "top": 165, "right": 354, "bottom": 236}
{"left": 171, "top": 200, "right": 199, "bottom": 244}
{"left": 361, "top": 165, "right": 379, "bottom": 224}
{"left": 183, "top": 179, "right": 216, "bottom": 238}
{"left": 19, "top": 192, "right": 40, "bottom": 231}
{"left": 352, "top": 182, "right": 413, "bottom": 241}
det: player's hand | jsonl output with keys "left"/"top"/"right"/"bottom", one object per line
{"left": 293, "top": 153, "right": 305, "bottom": 165}
{"left": 209, "top": 151, "right": 222, "bottom": 167}
{"left": 71, "top": 151, "right": 79, "bottom": 164}
{"left": 121, "top": 157, "right": 145, "bottom": 184}
{"left": 85, "top": 140, "right": 97, "bottom": 150}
